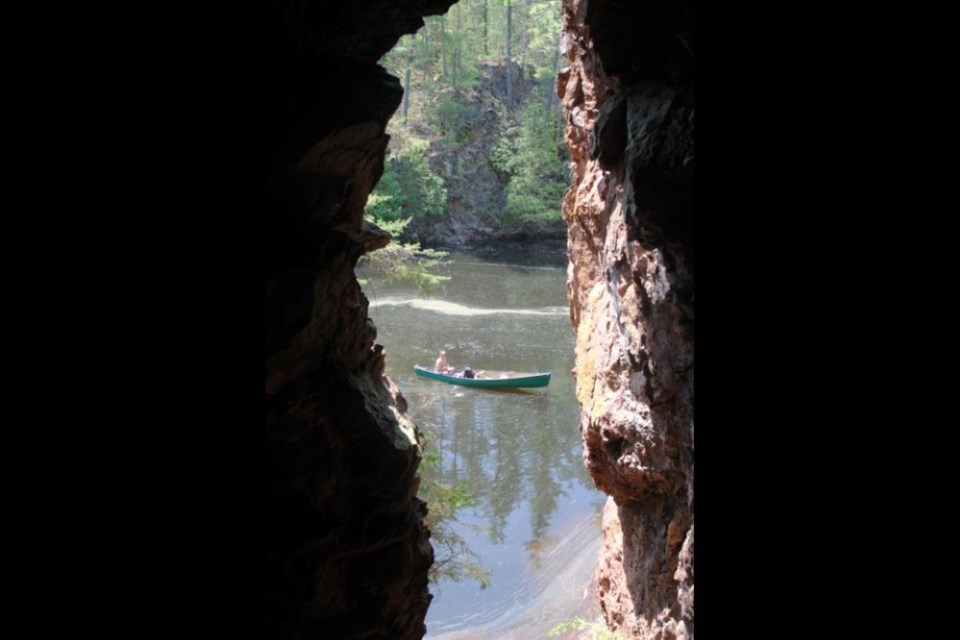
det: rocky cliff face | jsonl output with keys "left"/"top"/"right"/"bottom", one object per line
{"left": 407, "top": 63, "right": 512, "bottom": 246}
{"left": 406, "top": 62, "right": 567, "bottom": 247}
{"left": 559, "top": 0, "right": 694, "bottom": 637}
{"left": 264, "top": 1, "right": 455, "bottom": 639}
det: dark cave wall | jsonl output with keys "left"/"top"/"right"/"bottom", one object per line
{"left": 263, "top": 1, "right": 455, "bottom": 639}
{"left": 559, "top": 0, "right": 694, "bottom": 637}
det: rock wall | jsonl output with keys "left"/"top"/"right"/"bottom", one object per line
{"left": 558, "top": 0, "right": 694, "bottom": 637}
{"left": 263, "top": 1, "right": 455, "bottom": 639}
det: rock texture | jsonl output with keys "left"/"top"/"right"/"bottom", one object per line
{"left": 559, "top": 0, "right": 694, "bottom": 637}
{"left": 264, "top": 1, "right": 455, "bottom": 639}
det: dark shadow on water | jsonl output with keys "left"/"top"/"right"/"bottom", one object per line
{"left": 453, "top": 241, "right": 568, "bottom": 269}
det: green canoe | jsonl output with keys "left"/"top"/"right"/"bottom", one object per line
{"left": 413, "top": 365, "right": 551, "bottom": 388}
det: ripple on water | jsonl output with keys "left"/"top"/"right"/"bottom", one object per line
{"left": 371, "top": 297, "right": 569, "bottom": 317}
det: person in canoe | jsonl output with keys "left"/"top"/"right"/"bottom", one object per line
{"left": 435, "top": 350, "right": 475, "bottom": 377}
{"left": 434, "top": 350, "right": 456, "bottom": 374}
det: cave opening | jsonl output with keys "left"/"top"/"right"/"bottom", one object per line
{"left": 263, "top": 0, "right": 692, "bottom": 638}
{"left": 352, "top": 2, "right": 602, "bottom": 636}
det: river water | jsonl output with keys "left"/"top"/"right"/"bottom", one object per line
{"left": 359, "top": 245, "right": 606, "bottom": 639}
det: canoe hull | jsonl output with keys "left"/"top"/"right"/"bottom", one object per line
{"left": 413, "top": 365, "right": 550, "bottom": 388}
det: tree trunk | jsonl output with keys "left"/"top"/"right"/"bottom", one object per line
{"left": 548, "top": 34, "right": 559, "bottom": 110}
{"left": 440, "top": 15, "right": 447, "bottom": 81}
{"left": 506, "top": 0, "right": 513, "bottom": 108}
{"left": 518, "top": 2, "right": 528, "bottom": 70}
{"left": 419, "top": 28, "right": 435, "bottom": 108}
{"left": 403, "top": 50, "right": 412, "bottom": 128}
{"left": 454, "top": 3, "right": 461, "bottom": 97}
{"left": 482, "top": 0, "right": 488, "bottom": 57}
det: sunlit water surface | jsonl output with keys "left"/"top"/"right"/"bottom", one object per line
{"left": 359, "top": 246, "right": 606, "bottom": 638}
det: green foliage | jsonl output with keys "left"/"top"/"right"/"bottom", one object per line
{"left": 364, "top": 168, "right": 404, "bottom": 221}
{"left": 361, "top": 165, "right": 449, "bottom": 290}
{"left": 436, "top": 97, "right": 477, "bottom": 145}
{"left": 364, "top": 131, "right": 448, "bottom": 222}
{"left": 492, "top": 98, "right": 568, "bottom": 224}
{"left": 548, "top": 616, "right": 630, "bottom": 640}
{"left": 370, "top": 215, "right": 411, "bottom": 238}
{"left": 357, "top": 232, "right": 450, "bottom": 290}
{"left": 522, "top": 0, "right": 563, "bottom": 82}
{"left": 391, "top": 133, "right": 449, "bottom": 218}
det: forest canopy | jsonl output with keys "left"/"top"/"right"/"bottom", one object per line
{"left": 364, "top": 0, "right": 568, "bottom": 244}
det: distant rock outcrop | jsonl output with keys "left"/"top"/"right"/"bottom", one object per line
{"left": 406, "top": 62, "right": 567, "bottom": 247}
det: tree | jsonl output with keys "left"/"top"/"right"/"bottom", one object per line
{"left": 491, "top": 98, "right": 568, "bottom": 223}
{"left": 363, "top": 166, "right": 403, "bottom": 221}
{"left": 359, "top": 133, "right": 450, "bottom": 289}
{"left": 506, "top": 0, "right": 513, "bottom": 107}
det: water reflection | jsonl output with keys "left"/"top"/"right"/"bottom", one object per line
{"left": 358, "top": 247, "right": 605, "bottom": 635}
